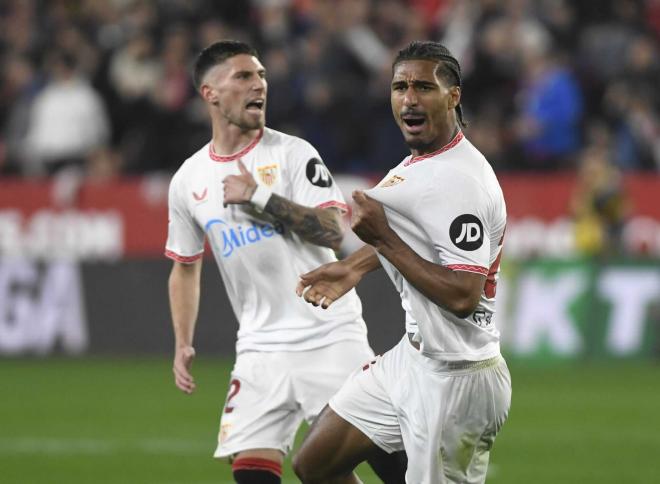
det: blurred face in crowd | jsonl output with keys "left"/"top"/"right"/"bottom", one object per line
{"left": 391, "top": 59, "right": 460, "bottom": 153}
{"left": 201, "top": 54, "right": 267, "bottom": 131}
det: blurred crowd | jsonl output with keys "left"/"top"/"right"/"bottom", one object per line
{"left": 0, "top": 0, "right": 659, "bottom": 179}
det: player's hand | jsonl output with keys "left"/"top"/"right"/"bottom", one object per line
{"left": 173, "top": 345, "right": 196, "bottom": 394}
{"left": 222, "top": 159, "right": 257, "bottom": 207}
{"left": 296, "top": 261, "right": 360, "bottom": 309}
{"left": 351, "top": 190, "right": 394, "bottom": 248}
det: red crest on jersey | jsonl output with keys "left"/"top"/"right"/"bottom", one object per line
{"left": 380, "top": 175, "right": 405, "bottom": 187}
{"left": 257, "top": 164, "right": 278, "bottom": 186}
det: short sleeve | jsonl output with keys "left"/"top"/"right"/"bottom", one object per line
{"left": 417, "top": 170, "right": 491, "bottom": 276}
{"left": 286, "top": 138, "right": 349, "bottom": 213}
{"left": 165, "top": 171, "right": 205, "bottom": 263}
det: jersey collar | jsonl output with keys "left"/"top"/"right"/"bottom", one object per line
{"left": 404, "top": 130, "right": 464, "bottom": 166}
{"left": 209, "top": 129, "right": 264, "bottom": 162}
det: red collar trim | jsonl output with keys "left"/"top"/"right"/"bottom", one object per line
{"left": 404, "top": 130, "right": 464, "bottom": 166}
{"left": 209, "top": 129, "right": 263, "bottom": 162}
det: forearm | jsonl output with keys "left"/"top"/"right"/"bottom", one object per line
{"left": 263, "top": 193, "right": 343, "bottom": 250}
{"left": 168, "top": 261, "right": 202, "bottom": 348}
{"left": 344, "top": 244, "right": 382, "bottom": 277}
{"left": 373, "top": 233, "right": 481, "bottom": 318}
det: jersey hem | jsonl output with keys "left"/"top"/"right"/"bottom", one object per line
{"left": 415, "top": 341, "right": 502, "bottom": 366}
{"left": 235, "top": 333, "right": 369, "bottom": 355}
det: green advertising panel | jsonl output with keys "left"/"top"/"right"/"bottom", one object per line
{"left": 497, "top": 258, "right": 660, "bottom": 360}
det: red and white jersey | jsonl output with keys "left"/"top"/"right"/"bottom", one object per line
{"left": 366, "top": 131, "right": 506, "bottom": 361}
{"left": 166, "top": 127, "right": 368, "bottom": 354}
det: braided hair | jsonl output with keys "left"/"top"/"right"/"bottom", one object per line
{"left": 393, "top": 41, "right": 467, "bottom": 128}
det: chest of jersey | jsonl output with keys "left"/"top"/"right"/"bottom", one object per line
{"left": 367, "top": 162, "right": 439, "bottom": 263}
{"left": 189, "top": 157, "right": 288, "bottom": 261}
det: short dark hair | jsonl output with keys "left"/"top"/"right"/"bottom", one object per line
{"left": 193, "top": 40, "right": 258, "bottom": 90}
{"left": 393, "top": 41, "right": 467, "bottom": 128}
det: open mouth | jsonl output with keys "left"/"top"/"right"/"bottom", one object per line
{"left": 245, "top": 99, "right": 265, "bottom": 111}
{"left": 401, "top": 114, "right": 426, "bottom": 133}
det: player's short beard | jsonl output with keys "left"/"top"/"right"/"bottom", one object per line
{"left": 403, "top": 134, "right": 432, "bottom": 152}
{"left": 239, "top": 113, "right": 265, "bottom": 131}
{"left": 238, "top": 120, "right": 261, "bottom": 131}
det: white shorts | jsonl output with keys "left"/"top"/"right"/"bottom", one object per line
{"left": 214, "top": 339, "right": 374, "bottom": 458}
{"left": 330, "top": 336, "right": 511, "bottom": 484}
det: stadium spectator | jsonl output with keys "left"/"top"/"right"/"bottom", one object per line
{"left": 23, "top": 51, "right": 110, "bottom": 176}
{"left": 0, "top": 0, "right": 658, "bottom": 175}
{"left": 108, "top": 31, "right": 160, "bottom": 103}
{"left": 165, "top": 40, "right": 406, "bottom": 483}
{"left": 603, "top": 34, "right": 660, "bottom": 171}
{"left": 571, "top": 144, "right": 629, "bottom": 256}
{"left": 0, "top": 54, "right": 40, "bottom": 174}
{"left": 513, "top": 47, "right": 584, "bottom": 169}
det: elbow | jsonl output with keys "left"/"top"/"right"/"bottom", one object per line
{"left": 317, "top": 209, "right": 344, "bottom": 252}
{"left": 445, "top": 294, "right": 480, "bottom": 319}
{"left": 329, "top": 237, "right": 342, "bottom": 252}
{"left": 310, "top": 235, "right": 341, "bottom": 252}
{"left": 326, "top": 225, "right": 344, "bottom": 252}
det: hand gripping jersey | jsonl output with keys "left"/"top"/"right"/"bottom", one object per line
{"left": 166, "top": 128, "right": 368, "bottom": 354}
{"left": 366, "top": 131, "right": 506, "bottom": 361}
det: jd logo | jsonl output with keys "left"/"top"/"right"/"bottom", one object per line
{"left": 306, "top": 158, "right": 333, "bottom": 187}
{"left": 450, "top": 214, "right": 483, "bottom": 251}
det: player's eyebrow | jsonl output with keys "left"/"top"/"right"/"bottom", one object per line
{"left": 234, "top": 68, "right": 267, "bottom": 78}
{"left": 412, "top": 79, "right": 436, "bottom": 88}
{"left": 391, "top": 79, "right": 436, "bottom": 89}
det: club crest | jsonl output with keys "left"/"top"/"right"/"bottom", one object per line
{"left": 257, "top": 164, "right": 278, "bottom": 186}
{"left": 380, "top": 175, "right": 405, "bottom": 187}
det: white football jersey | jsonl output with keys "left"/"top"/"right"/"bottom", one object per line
{"left": 366, "top": 131, "right": 506, "bottom": 361}
{"left": 166, "top": 128, "right": 368, "bottom": 354}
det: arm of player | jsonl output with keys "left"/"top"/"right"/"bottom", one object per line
{"left": 168, "top": 258, "right": 202, "bottom": 394}
{"left": 263, "top": 195, "right": 343, "bottom": 251}
{"left": 296, "top": 244, "right": 381, "bottom": 309}
{"left": 352, "top": 190, "right": 484, "bottom": 318}
{"left": 223, "top": 159, "right": 344, "bottom": 251}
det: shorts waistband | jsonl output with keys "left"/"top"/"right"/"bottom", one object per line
{"left": 404, "top": 334, "right": 503, "bottom": 373}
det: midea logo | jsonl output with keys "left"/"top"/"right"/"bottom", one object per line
{"left": 204, "top": 218, "right": 285, "bottom": 257}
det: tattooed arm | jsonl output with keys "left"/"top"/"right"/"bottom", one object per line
{"left": 222, "top": 159, "right": 344, "bottom": 250}
{"left": 264, "top": 194, "right": 343, "bottom": 250}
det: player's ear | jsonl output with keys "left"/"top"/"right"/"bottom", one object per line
{"left": 448, "top": 86, "right": 461, "bottom": 110}
{"left": 200, "top": 84, "right": 218, "bottom": 105}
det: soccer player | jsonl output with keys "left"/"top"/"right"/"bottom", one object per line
{"left": 293, "top": 41, "right": 512, "bottom": 483}
{"left": 165, "top": 40, "right": 405, "bottom": 484}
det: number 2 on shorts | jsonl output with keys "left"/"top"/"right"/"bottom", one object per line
{"left": 224, "top": 379, "right": 241, "bottom": 414}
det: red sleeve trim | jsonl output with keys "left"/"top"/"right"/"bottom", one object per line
{"left": 231, "top": 457, "right": 282, "bottom": 477}
{"left": 165, "top": 250, "right": 203, "bottom": 263}
{"left": 445, "top": 264, "right": 488, "bottom": 276}
{"left": 317, "top": 200, "right": 349, "bottom": 213}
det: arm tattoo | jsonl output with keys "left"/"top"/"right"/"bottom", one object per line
{"left": 264, "top": 194, "right": 343, "bottom": 250}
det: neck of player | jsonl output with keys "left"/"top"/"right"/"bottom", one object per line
{"left": 211, "top": 122, "right": 261, "bottom": 157}
{"left": 410, "top": 122, "right": 459, "bottom": 158}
